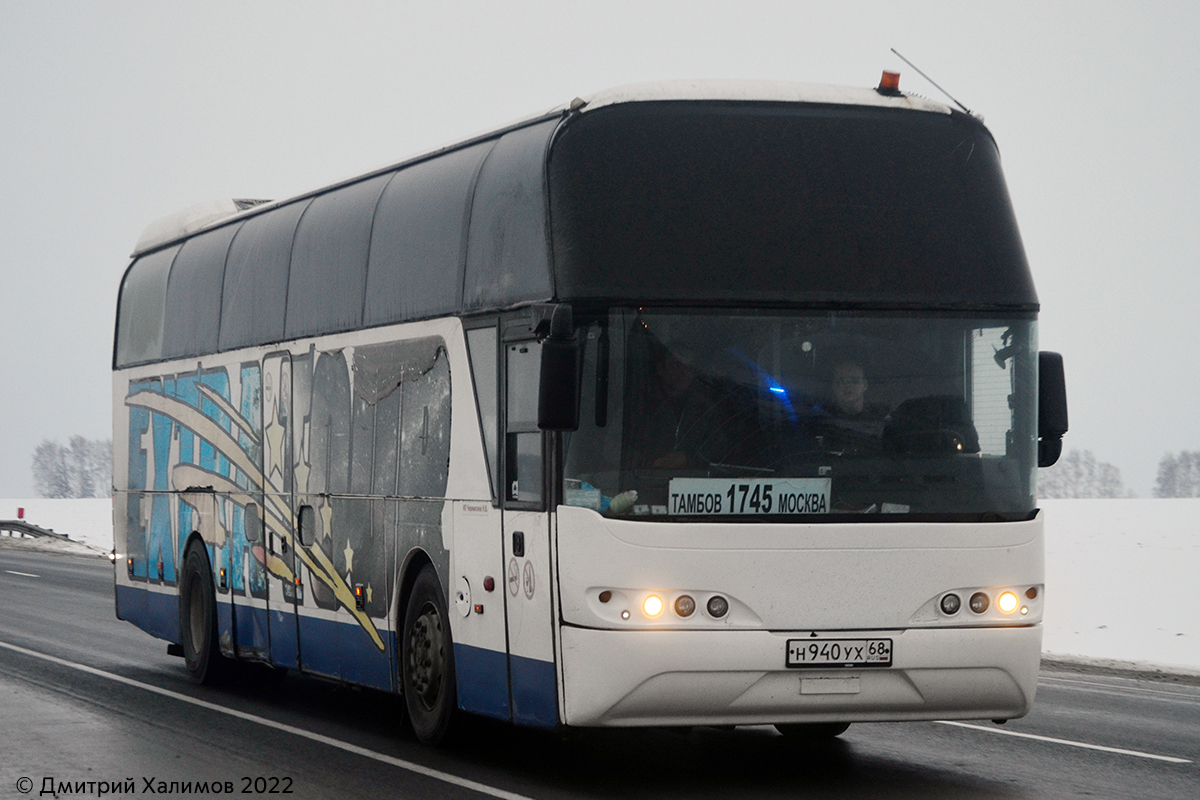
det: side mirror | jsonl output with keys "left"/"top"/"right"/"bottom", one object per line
{"left": 1038, "top": 351, "right": 1068, "bottom": 467}
{"left": 538, "top": 305, "right": 580, "bottom": 431}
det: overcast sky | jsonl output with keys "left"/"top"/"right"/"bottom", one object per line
{"left": 2, "top": 1, "right": 1197, "bottom": 498}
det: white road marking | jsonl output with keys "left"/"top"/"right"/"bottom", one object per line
{"left": 0, "top": 639, "right": 536, "bottom": 800}
{"left": 935, "top": 720, "right": 1193, "bottom": 764}
{"left": 4, "top": 570, "right": 39, "bottom": 578}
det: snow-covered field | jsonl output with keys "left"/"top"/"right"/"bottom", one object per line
{"left": 3, "top": 497, "right": 1197, "bottom": 672}
{"left": 1, "top": 498, "right": 111, "bottom": 556}
{"left": 1040, "top": 498, "right": 1199, "bottom": 673}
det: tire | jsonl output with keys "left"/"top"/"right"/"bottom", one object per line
{"left": 179, "top": 541, "right": 226, "bottom": 685}
{"left": 775, "top": 722, "right": 851, "bottom": 741}
{"left": 401, "top": 564, "right": 457, "bottom": 745}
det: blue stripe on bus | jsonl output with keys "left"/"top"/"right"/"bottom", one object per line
{"left": 510, "top": 653, "right": 558, "bottom": 728}
{"left": 295, "top": 613, "right": 393, "bottom": 690}
{"left": 233, "top": 598, "right": 270, "bottom": 660}
{"left": 117, "top": 584, "right": 178, "bottom": 643}
{"left": 453, "top": 643, "right": 511, "bottom": 720}
{"left": 118, "top": 585, "right": 555, "bottom": 727}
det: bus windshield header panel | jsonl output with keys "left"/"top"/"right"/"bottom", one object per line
{"left": 562, "top": 308, "right": 1038, "bottom": 521}
{"left": 548, "top": 103, "right": 1036, "bottom": 310}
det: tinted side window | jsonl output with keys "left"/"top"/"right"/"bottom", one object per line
{"left": 365, "top": 142, "right": 494, "bottom": 326}
{"left": 221, "top": 200, "right": 311, "bottom": 351}
{"left": 463, "top": 120, "right": 557, "bottom": 311}
{"left": 285, "top": 174, "right": 391, "bottom": 340}
{"left": 115, "top": 245, "right": 180, "bottom": 367}
{"left": 161, "top": 223, "right": 241, "bottom": 360}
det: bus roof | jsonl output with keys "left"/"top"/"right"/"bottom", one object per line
{"left": 574, "top": 79, "right": 953, "bottom": 116}
{"left": 130, "top": 79, "right": 955, "bottom": 258}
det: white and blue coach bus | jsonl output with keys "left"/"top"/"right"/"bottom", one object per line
{"left": 112, "top": 77, "right": 1068, "bottom": 744}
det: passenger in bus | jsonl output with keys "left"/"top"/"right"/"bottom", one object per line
{"left": 831, "top": 360, "right": 872, "bottom": 418}
{"left": 636, "top": 343, "right": 739, "bottom": 470}
{"left": 819, "top": 359, "right": 888, "bottom": 452}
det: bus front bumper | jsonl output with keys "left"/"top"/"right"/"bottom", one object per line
{"left": 559, "top": 624, "right": 1041, "bottom": 728}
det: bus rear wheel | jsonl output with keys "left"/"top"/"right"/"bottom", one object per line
{"left": 179, "top": 541, "right": 226, "bottom": 685}
{"left": 401, "top": 565, "right": 457, "bottom": 745}
{"left": 775, "top": 722, "right": 851, "bottom": 741}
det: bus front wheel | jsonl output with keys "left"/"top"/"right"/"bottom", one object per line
{"left": 401, "top": 565, "right": 457, "bottom": 745}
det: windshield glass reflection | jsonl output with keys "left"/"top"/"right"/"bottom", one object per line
{"left": 562, "top": 309, "right": 1037, "bottom": 520}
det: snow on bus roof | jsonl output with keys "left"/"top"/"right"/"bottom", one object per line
{"left": 571, "top": 79, "right": 952, "bottom": 115}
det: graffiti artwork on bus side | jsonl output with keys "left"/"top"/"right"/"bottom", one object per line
{"left": 123, "top": 339, "right": 452, "bottom": 654}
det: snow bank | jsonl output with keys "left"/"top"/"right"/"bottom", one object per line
{"left": 3, "top": 497, "right": 1197, "bottom": 671}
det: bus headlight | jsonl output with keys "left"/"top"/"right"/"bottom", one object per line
{"left": 997, "top": 591, "right": 1019, "bottom": 613}
{"left": 642, "top": 595, "right": 664, "bottom": 617}
{"left": 969, "top": 592, "right": 989, "bottom": 614}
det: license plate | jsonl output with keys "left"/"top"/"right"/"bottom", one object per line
{"left": 786, "top": 638, "right": 892, "bottom": 668}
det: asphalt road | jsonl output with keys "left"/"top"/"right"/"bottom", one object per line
{"left": 2, "top": 547, "right": 1197, "bottom": 799}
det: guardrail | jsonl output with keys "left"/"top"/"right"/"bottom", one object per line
{"left": 0, "top": 520, "right": 71, "bottom": 541}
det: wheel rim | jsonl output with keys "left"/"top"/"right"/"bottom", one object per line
{"left": 408, "top": 602, "right": 445, "bottom": 711}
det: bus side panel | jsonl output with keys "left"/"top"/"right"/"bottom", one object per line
{"left": 503, "top": 507, "right": 559, "bottom": 728}
{"left": 115, "top": 584, "right": 179, "bottom": 643}
{"left": 445, "top": 318, "right": 514, "bottom": 721}
{"left": 453, "top": 643, "right": 511, "bottom": 719}
{"left": 113, "top": 369, "right": 163, "bottom": 638}
{"left": 295, "top": 614, "right": 394, "bottom": 690}
{"left": 449, "top": 502, "right": 511, "bottom": 720}
{"left": 117, "top": 362, "right": 269, "bottom": 654}
{"left": 289, "top": 335, "right": 453, "bottom": 690}
{"left": 510, "top": 653, "right": 558, "bottom": 727}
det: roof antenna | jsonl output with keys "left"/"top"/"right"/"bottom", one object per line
{"left": 890, "top": 48, "right": 974, "bottom": 117}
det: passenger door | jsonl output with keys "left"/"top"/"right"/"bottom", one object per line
{"left": 501, "top": 330, "right": 559, "bottom": 727}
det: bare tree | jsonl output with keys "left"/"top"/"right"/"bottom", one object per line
{"left": 1039, "top": 449, "right": 1131, "bottom": 498}
{"left": 90, "top": 438, "right": 114, "bottom": 497}
{"left": 32, "top": 441, "right": 73, "bottom": 498}
{"left": 31, "top": 436, "right": 113, "bottom": 498}
{"left": 1154, "top": 451, "right": 1200, "bottom": 497}
{"left": 69, "top": 436, "right": 94, "bottom": 498}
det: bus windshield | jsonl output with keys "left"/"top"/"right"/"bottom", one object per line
{"left": 562, "top": 309, "right": 1037, "bottom": 520}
